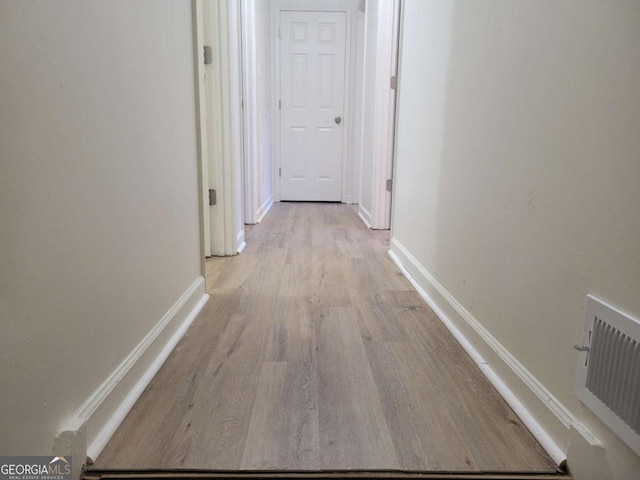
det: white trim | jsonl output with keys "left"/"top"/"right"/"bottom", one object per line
{"left": 368, "top": 0, "right": 396, "bottom": 230}
{"left": 340, "top": 7, "right": 354, "bottom": 204}
{"left": 193, "top": 0, "right": 211, "bottom": 260}
{"left": 270, "top": 3, "right": 279, "bottom": 202}
{"left": 205, "top": 0, "right": 244, "bottom": 257}
{"left": 388, "top": 238, "right": 574, "bottom": 467}
{"left": 358, "top": 204, "right": 372, "bottom": 229}
{"left": 205, "top": 0, "right": 226, "bottom": 256}
{"left": 257, "top": 195, "right": 274, "bottom": 223}
{"left": 477, "top": 360, "right": 567, "bottom": 468}
{"left": 388, "top": 0, "right": 405, "bottom": 238}
{"left": 240, "top": 0, "right": 259, "bottom": 225}
{"left": 64, "top": 277, "right": 208, "bottom": 460}
{"left": 226, "top": 0, "right": 245, "bottom": 255}
{"left": 236, "top": 229, "right": 246, "bottom": 254}
{"left": 347, "top": 4, "right": 365, "bottom": 206}
{"left": 356, "top": 2, "right": 368, "bottom": 218}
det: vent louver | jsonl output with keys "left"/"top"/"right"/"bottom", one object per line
{"left": 576, "top": 295, "right": 640, "bottom": 456}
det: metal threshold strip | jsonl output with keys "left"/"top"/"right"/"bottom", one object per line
{"left": 84, "top": 469, "right": 571, "bottom": 480}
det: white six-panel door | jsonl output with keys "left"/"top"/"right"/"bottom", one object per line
{"left": 279, "top": 11, "right": 347, "bottom": 201}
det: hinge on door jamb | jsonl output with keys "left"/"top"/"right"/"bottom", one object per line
{"left": 386, "top": 179, "right": 392, "bottom": 192}
{"left": 279, "top": 168, "right": 282, "bottom": 177}
{"left": 279, "top": 100, "right": 281, "bottom": 110}
{"left": 390, "top": 76, "right": 397, "bottom": 90}
{"left": 209, "top": 189, "right": 217, "bottom": 206}
{"left": 279, "top": 28, "right": 282, "bottom": 39}
{"left": 203, "top": 45, "right": 213, "bottom": 65}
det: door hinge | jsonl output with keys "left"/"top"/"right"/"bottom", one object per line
{"left": 279, "top": 168, "right": 282, "bottom": 177}
{"left": 279, "top": 99, "right": 281, "bottom": 110}
{"left": 386, "top": 179, "right": 393, "bottom": 192}
{"left": 203, "top": 45, "right": 213, "bottom": 65}
{"left": 279, "top": 28, "right": 282, "bottom": 39}
{"left": 209, "top": 189, "right": 217, "bottom": 206}
{"left": 390, "top": 75, "right": 397, "bottom": 90}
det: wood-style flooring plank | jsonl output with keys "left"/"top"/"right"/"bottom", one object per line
{"left": 164, "top": 313, "right": 273, "bottom": 469}
{"left": 274, "top": 359, "right": 321, "bottom": 468}
{"left": 315, "top": 307, "right": 400, "bottom": 470}
{"left": 240, "top": 362, "right": 288, "bottom": 469}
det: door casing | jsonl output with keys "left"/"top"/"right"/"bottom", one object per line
{"left": 199, "top": 0, "right": 245, "bottom": 257}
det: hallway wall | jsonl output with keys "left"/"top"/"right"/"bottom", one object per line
{"left": 0, "top": 0, "right": 204, "bottom": 464}
{"left": 391, "top": 1, "right": 640, "bottom": 479}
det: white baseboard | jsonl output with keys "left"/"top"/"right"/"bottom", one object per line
{"left": 237, "top": 229, "right": 246, "bottom": 254}
{"left": 388, "top": 237, "right": 582, "bottom": 467}
{"left": 358, "top": 205, "right": 372, "bottom": 229}
{"left": 257, "top": 196, "right": 274, "bottom": 223}
{"left": 64, "top": 277, "right": 209, "bottom": 462}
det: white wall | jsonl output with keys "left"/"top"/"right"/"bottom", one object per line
{"left": 391, "top": 1, "right": 640, "bottom": 479}
{"left": 0, "top": 0, "right": 204, "bottom": 466}
{"left": 255, "top": 0, "right": 273, "bottom": 216}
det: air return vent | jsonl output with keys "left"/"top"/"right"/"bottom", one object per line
{"left": 575, "top": 295, "right": 640, "bottom": 456}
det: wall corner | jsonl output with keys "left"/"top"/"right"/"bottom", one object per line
{"left": 53, "top": 418, "right": 87, "bottom": 480}
{"left": 566, "top": 423, "right": 611, "bottom": 480}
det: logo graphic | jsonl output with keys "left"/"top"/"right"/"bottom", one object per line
{"left": 0, "top": 456, "right": 72, "bottom": 480}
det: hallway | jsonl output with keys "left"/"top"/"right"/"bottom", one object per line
{"left": 94, "top": 203, "right": 555, "bottom": 473}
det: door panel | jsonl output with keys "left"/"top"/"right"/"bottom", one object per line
{"left": 280, "top": 11, "right": 347, "bottom": 201}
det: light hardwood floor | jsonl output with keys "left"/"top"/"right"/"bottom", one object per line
{"left": 95, "top": 203, "right": 556, "bottom": 472}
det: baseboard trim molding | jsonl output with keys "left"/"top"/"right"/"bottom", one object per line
{"left": 358, "top": 205, "right": 372, "bottom": 229}
{"left": 237, "top": 230, "right": 246, "bottom": 254}
{"left": 389, "top": 238, "right": 573, "bottom": 467}
{"left": 257, "top": 196, "right": 274, "bottom": 223}
{"left": 66, "top": 277, "right": 209, "bottom": 462}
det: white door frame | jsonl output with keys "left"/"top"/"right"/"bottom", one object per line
{"left": 197, "top": 0, "right": 245, "bottom": 257}
{"left": 272, "top": 0, "right": 356, "bottom": 203}
{"left": 240, "top": 0, "right": 260, "bottom": 225}
{"left": 359, "top": 0, "right": 398, "bottom": 230}
{"left": 194, "top": 0, "right": 211, "bottom": 262}
{"left": 227, "top": 0, "right": 246, "bottom": 253}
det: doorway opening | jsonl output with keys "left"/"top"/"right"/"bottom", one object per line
{"left": 199, "top": 0, "right": 401, "bottom": 258}
{"left": 238, "top": 0, "right": 400, "bottom": 234}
